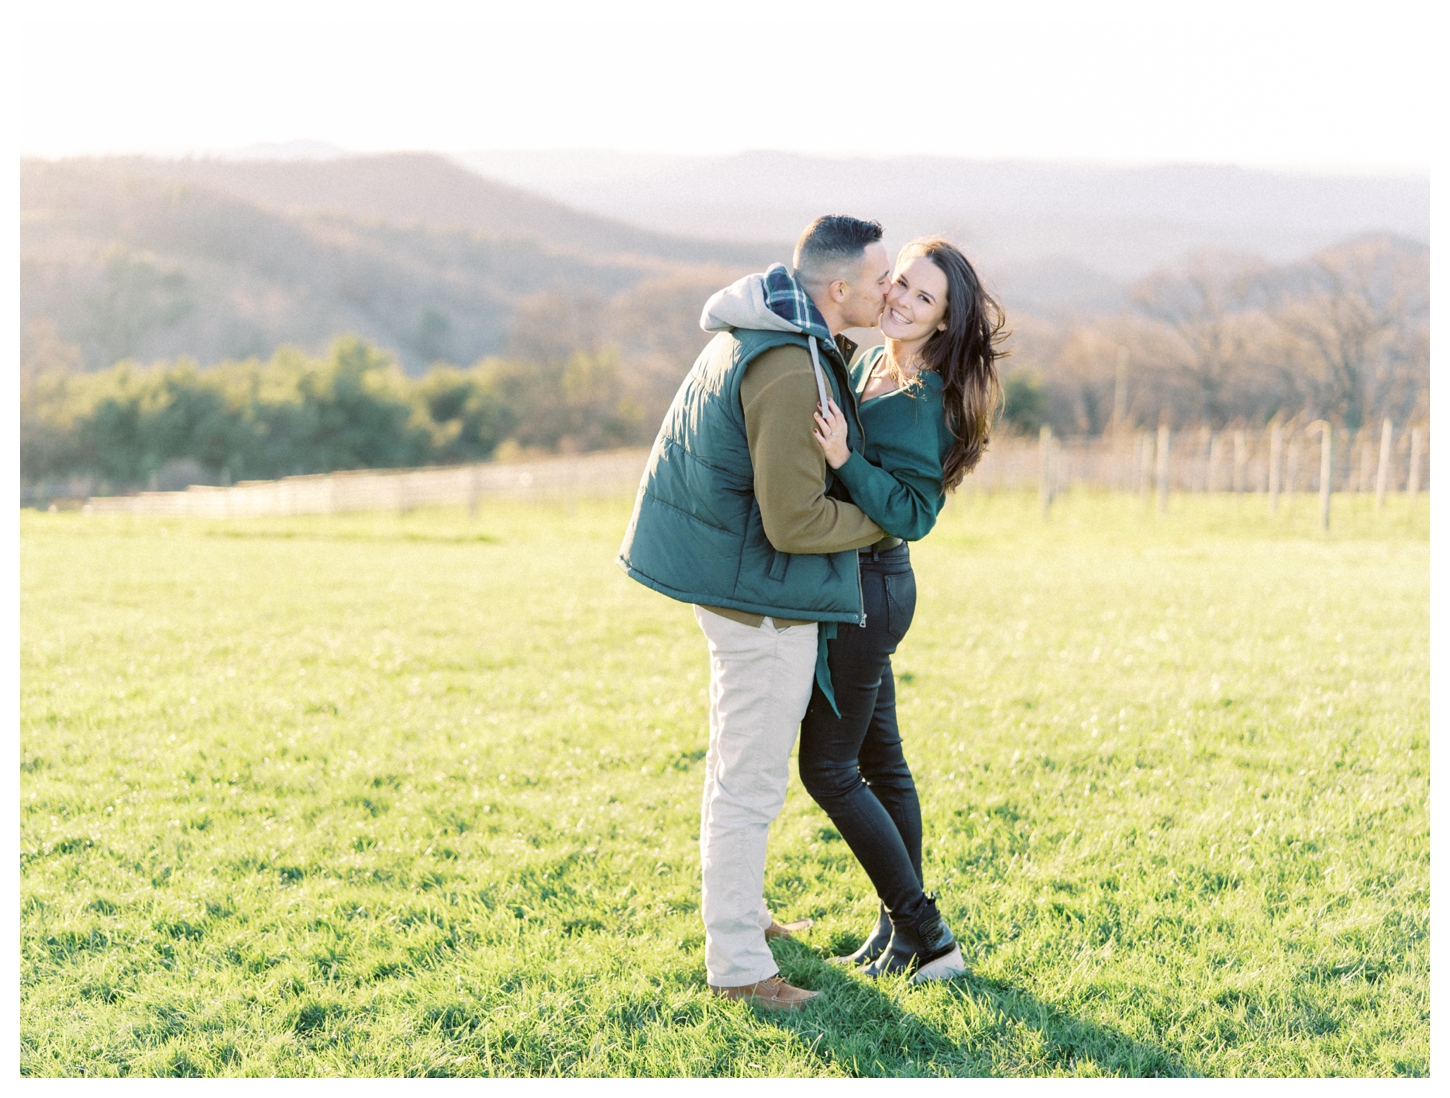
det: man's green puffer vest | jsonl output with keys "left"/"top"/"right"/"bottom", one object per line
{"left": 616, "top": 326, "right": 866, "bottom": 623}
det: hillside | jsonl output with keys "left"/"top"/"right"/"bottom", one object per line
{"left": 20, "top": 157, "right": 770, "bottom": 374}
{"left": 83, "top": 152, "right": 779, "bottom": 267}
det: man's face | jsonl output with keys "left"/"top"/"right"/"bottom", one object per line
{"left": 838, "top": 242, "right": 892, "bottom": 329}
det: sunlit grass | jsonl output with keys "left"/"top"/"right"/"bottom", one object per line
{"left": 20, "top": 488, "right": 1428, "bottom": 1077}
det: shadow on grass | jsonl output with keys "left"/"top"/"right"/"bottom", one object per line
{"left": 767, "top": 938, "right": 1190, "bottom": 1078}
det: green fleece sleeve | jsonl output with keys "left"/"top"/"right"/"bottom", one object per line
{"left": 835, "top": 446, "right": 945, "bottom": 545}
{"left": 741, "top": 346, "right": 882, "bottom": 555}
{"left": 831, "top": 406, "right": 947, "bottom": 541}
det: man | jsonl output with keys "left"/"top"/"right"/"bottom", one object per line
{"left": 618, "top": 216, "right": 892, "bottom": 1010}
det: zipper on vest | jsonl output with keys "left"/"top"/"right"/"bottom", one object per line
{"left": 857, "top": 565, "right": 867, "bottom": 628}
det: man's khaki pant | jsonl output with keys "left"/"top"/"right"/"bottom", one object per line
{"left": 693, "top": 606, "right": 818, "bottom": 988}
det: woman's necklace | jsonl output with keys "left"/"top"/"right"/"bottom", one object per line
{"left": 880, "top": 347, "right": 922, "bottom": 384}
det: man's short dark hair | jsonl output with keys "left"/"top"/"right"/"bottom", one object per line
{"left": 792, "top": 215, "right": 885, "bottom": 287}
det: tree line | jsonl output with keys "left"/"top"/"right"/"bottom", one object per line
{"left": 21, "top": 336, "right": 645, "bottom": 493}
{"left": 1010, "top": 233, "right": 1428, "bottom": 436}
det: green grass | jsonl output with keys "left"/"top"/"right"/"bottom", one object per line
{"left": 20, "top": 488, "right": 1429, "bottom": 1077}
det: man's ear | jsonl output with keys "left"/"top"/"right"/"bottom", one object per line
{"left": 829, "top": 279, "right": 850, "bottom": 303}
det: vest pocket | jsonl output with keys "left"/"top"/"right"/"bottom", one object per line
{"left": 767, "top": 552, "right": 789, "bottom": 581}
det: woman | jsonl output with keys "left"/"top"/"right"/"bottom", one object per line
{"left": 799, "top": 237, "right": 1005, "bottom": 983}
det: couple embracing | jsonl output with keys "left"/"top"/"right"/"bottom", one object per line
{"left": 618, "top": 216, "right": 1004, "bottom": 1010}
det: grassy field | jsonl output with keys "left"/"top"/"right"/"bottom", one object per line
{"left": 20, "top": 488, "right": 1429, "bottom": 1077}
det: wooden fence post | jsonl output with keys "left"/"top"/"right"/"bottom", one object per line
{"left": 1407, "top": 427, "right": 1423, "bottom": 497}
{"left": 1269, "top": 421, "right": 1283, "bottom": 512}
{"left": 1207, "top": 432, "right": 1222, "bottom": 492}
{"left": 1317, "top": 422, "right": 1332, "bottom": 533}
{"left": 1358, "top": 430, "right": 1374, "bottom": 494}
{"left": 1156, "top": 425, "right": 1171, "bottom": 514}
{"left": 468, "top": 463, "right": 482, "bottom": 518}
{"left": 1233, "top": 429, "right": 1247, "bottom": 494}
{"left": 1376, "top": 418, "right": 1393, "bottom": 509}
{"left": 1288, "top": 434, "right": 1302, "bottom": 500}
{"left": 1113, "top": 347, "right": 1128, "bottom": 433}
{"left": 1139, "top": 432, "right": 1153, "bottom": 503}
{"left": 1039, "top": 425, "right": 1053, "bottom": 518}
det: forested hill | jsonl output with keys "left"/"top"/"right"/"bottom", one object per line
{"left": 20, "top": 156, "right": 780, "bottom": 374}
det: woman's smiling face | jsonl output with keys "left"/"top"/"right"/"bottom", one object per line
{"left": 880, "top": 254, "right": 949, "bottom": 341}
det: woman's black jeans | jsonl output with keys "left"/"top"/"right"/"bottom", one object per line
{"left": 798, "top": 542, "right": 926, "bottom": 924}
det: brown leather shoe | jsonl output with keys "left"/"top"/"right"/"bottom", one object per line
{"left": 764, "top": 917, "right": 813, "bottom": 940}
{"left": 711, "top": 974, "right": 821, "bottom": 1011}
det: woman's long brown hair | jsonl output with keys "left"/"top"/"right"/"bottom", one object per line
{"left": 897, "top": 238, "right": 1007, "bottom": 491}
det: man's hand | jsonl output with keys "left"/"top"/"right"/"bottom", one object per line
{"left": 812, "top": 398, "right": 851, "bottom": 470}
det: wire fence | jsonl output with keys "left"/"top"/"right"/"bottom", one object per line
{"left": 999, "top": 419, "right": 1428, "bottom": 498}
{"left": 67, "top": 419, "right": 1429, "bottom": 519}
{"left": 79, "top": 450, "right": 653, "bottom": 518}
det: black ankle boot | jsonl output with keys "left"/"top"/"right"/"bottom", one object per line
{"left": 862, "top": 895, "right": 966, "bottom": 983}
{"left": 828, "top": 904, "right": 891, "bottom": 966}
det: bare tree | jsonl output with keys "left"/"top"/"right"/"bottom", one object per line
{"left": 603, "top": 268, "right": 740, "bottom": 428}
{"left": 505, "top": 287, "right": 608, "bottom": 365}
{"left": 1048, "top": 318, "right": 1164, "bottom": 434}
{"left": 1267, "top": 234, "right": 1428, "bottom": 429}
{"left": 1131, "top": 253, "right": 1265, "bottom": 429}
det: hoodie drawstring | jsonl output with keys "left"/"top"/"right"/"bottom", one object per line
{"left": 806, "top": 336, "right": 831, "bottom": 415}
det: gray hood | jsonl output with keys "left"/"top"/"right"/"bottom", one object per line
{"left": 698, "top": 270, "right": 835, "bottom": 414}
{"left": 699, "top": 272, "right": 803, "bottom": 334}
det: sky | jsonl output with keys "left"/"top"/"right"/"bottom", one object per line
{"left": 11, "top": 0, "right": 1436, "bottom": 175}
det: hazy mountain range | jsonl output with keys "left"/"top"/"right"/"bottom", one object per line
{"left": 460, "top": 149, "right": 1429, "bottom": 316}
{"left": 20, "top": 145, "right": 1428, "bottom": 377}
